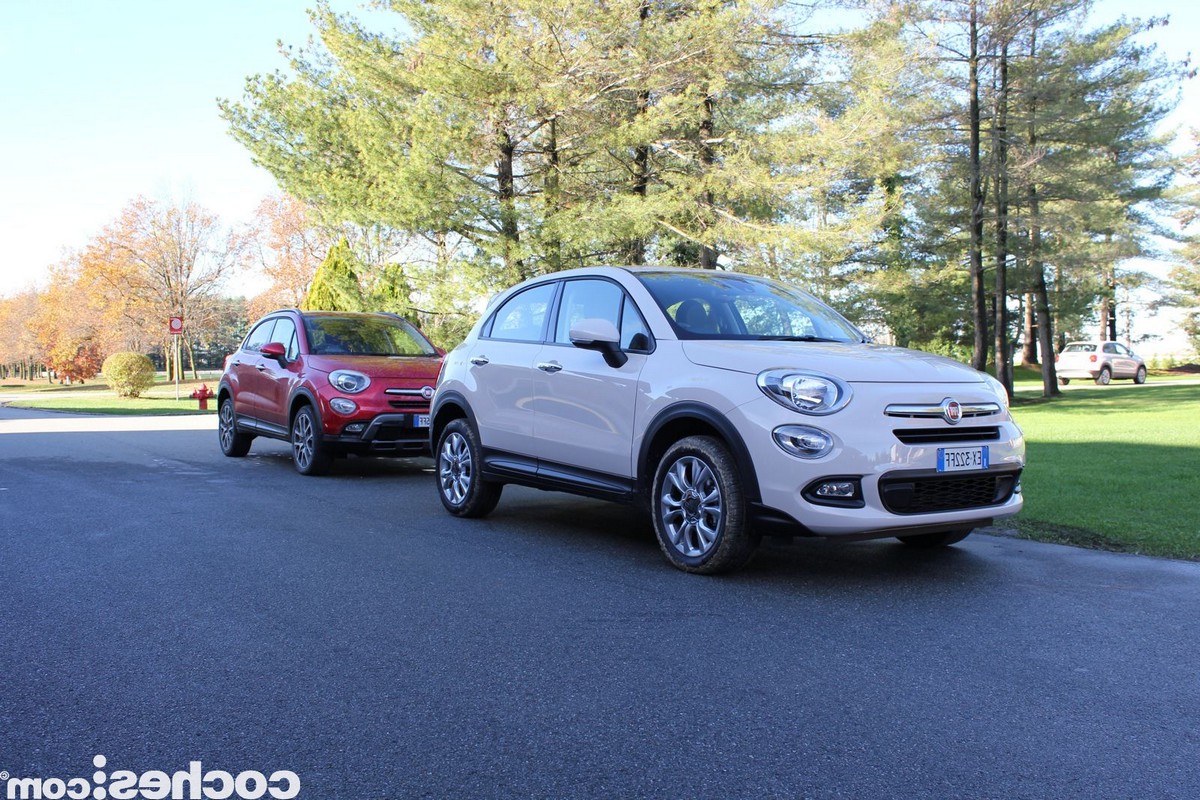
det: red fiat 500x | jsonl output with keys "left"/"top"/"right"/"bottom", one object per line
{"left": 217, "top": 309, "right": 442, "bottom": 475}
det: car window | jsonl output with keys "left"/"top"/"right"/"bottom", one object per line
{"left": 554, "top": 279, "right": 623, "bottom": 344}
{"left": 620, "top": 296, "right": 652, "bottom": 352}
{"left": 303, "top": 316, "right": 438, "bottom": 356}
{"left": 637, "top": 271, "right": 862, "bottom": 341}
{"left": 271, "top": 317, "right": 299, "bottom": 361}
{"left": 487, "top": 283, "right": 557, "bottom": 343}
{"left": 1062, "top": 343, "right": 1095, "bottom": 353}
{"left": 1113, "top": 343, "right": 1131, "bottom": 356}
{"left": 1103, "top": 343, "right": 1119, "bottom": 355}
{"left": 243, "top": 319, "right": 278, "bottom": 353}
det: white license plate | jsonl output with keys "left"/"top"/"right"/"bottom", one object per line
{"left": 937, "top": 446, "right": 988, "bottom": 472}
{"left": 415, "top": 414, "right": 431, "bottom": 428}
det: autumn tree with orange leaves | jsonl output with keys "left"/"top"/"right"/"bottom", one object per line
{"left": 81, "top": 197, "right": 250, "bottom": 379}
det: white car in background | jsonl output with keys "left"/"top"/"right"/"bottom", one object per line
{"left": 1055, "top": 341, "right": 1147, "bottom": 385}
{"left": 430, "top": 267, "right": 1025, "bottom": 574}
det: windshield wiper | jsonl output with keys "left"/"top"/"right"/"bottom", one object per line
{"left": 758, "top": 335, "right": 845, "bottom": 343}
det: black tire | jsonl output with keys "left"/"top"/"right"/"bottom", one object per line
{"left": 291, "top": 404, "right": 333, "bottom": 476}
{"left": 897, "top": 528, "right": 972, "bottom": 548}
{"left": 651, "top": 435, "right": 759, "bottom": 574}
{"left": 1096, "top": 366, "right": 1111, "bottom": 385}
{"left": 435, "top": 418, "right": 502, "bottom": 517}
{"left": 1058, "top": 377, "right": 1070, "bottom": 386}
{"left": 1135, "top": 366, "right": 1147, "bottom": 384}
{"left": 218, "top": 396, "right": 252, "bottom": 457}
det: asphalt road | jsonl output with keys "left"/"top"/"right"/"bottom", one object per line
{"left": 1, "top": 406, "right": 1198, "bottom": 799}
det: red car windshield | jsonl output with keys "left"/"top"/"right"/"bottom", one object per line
{"left": 303, "top": 316, "right": 438, "bottom": 357}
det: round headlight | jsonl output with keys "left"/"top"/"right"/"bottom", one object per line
{"left": 329, "top": 370, "right": 371, "bottom": 394}
{"left": 329, "top": 397, "right": 358, "bottom": 415}
{"left": 772, "top": 425, "right": 834, "bottom": 459}
{"left": 757, "top": 369, "right": 851, "bottom": 415}
{"left": 981, "top": 372, "right": 1010, "bottom": 409}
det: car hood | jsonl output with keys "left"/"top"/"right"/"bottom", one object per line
{"left": 681, "top": 341, "right": 987, "bottom": 384}
{"left": 305, "top": 354, "right": 442, "bottom": 380}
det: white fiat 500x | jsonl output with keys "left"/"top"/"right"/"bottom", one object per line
{"left": 430, "top": 267, "right": 1024, "bottom": 574}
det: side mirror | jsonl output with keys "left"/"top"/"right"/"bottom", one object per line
{"left": 260, "top": 342, "right": 287, "bottom": 362}
{"left": 569, "top": 318, "right": 627, "bottom": 368}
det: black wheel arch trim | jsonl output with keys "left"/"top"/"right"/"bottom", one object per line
{"left": 430, "top": 390, "right": 481, "bottom": 451}
{"left": 289, "top": 387, "right": 324, "bottom": 432}
{"left": 638, "top": 402, "right": 762, "bottom": 503}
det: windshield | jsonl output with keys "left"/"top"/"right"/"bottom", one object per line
{"left": 635, "top": 271, "right": 864, "bottom": 342}
{"left": 303, "top": 315, "right": 438, "bottom": 357}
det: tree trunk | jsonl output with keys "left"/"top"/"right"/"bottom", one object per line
{"left": 993, "top": 41, "right": 1012, "bottom": 397}
{"left": 968, "top": 0, "right": 988, "bottom": 371}
{"left": 1026, "top": 21, "right": 1059, "bottom": 397}
{"left": 626, "top": 1, "right": 652, "bottom": 266}
{"left": 497, "top": 128, "right": 522, "bottom": 280}
{"left": 699, "top": 94, "right": 718, "bottom": 270}
{"left": 1022, "top": 292, "right": 1038, "bottom": 365}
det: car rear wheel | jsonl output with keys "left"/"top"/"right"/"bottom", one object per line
{"left": 651, "top": 436, "right": 758, "bottom": 574}
{"left": 291, "top": 404, "right": 332, "bottom": 476}
{"left": 436, "top": 419, "right": 502, "bottom": 517}
{"left": 1058, "top": 377, "right": 1070, "bottom": 386}
{"left": 1096, "top": 366, "right": 1111, "bottom": 385}
{"left": 897, "top": 529, "right": 972, "bottom": 548}
{"left": 1135, "top": 366, "right": 1147, "bottom": 384}
{"left": 218, "top": 397, "right": 252, "bottom": 457}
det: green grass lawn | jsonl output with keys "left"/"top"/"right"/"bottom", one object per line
{"left": 1, "top": 377, "right": 219, "bottom": 415}
{"left": 1010, "top": 381, "right": 1200, "bottom": 560}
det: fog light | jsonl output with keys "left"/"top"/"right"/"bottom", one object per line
{"left": 802, "top": 476, "right": 864, "bottom": 508}
{"left": 343, "top": 422, "right": 366, "bottom": 434}
{"left": 772, "top": 425, "right": 833, "bottom": 459}
{"left": 330, "top": 398, "right": 357, "bottom": 415}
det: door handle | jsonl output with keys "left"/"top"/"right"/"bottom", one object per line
{"left": 537, "top": 362, "right": 562, "bottom": 373}
{"left": 470, "top": 355, "right": 490, "bottom": 366}
{"left": 256, "top": 364, "right": 267, "bottom": 371}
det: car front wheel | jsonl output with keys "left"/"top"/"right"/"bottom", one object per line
{"left": 651, "top": 436, "right": 758, "bottom": 574}
{"left": 291, "top": 404, "right": 333, "bottom": 476}
{"left": 436, "top": 419, "right": 502, "bottom": 517}
{"left": 218, "top": 397, "right": 252, "bottom": 457}
{"left": 1096, "top": 366, "right": 1111, "bottom": 385}
{"left": 1135, "top": 366, "right": 1147, "bottom": 384}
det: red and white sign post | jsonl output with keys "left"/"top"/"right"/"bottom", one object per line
{"left": 169, "top": 317, "right": 183, "bottom": 399}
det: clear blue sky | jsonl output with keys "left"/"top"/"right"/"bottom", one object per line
{"left": 0, "top": 0, "right": 1195, "bottom": 349}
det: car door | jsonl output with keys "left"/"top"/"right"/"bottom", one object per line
{"left": 255, "top": 316, "right": 302, "bottom": 433}
{"left": 227, "top": 317, "right": 279, "bottom": 422}
{"left": 1109, "top": 343, "right": 1137, "bottom": 378}
{"left": 531, "top": 278, "right": 649, "bottom": 479}
{"left": 465, "top": 281, "right": 559, "bottom": 464}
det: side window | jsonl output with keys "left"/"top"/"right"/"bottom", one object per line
{"left": 487, "top": 283, "right": 557, "bottom": 343}
{"left": 272, "top": 318, "right": 299, "bottom": 360}
{"left": 1103, "top": 343, "right": 1118, "bottom": 355}
{"left": 554, "top": 279, "right": 623, "bottom": 344}
{"left": 620, "top": 296, "right": 651, "bottom": 352}
{"left": 1114, "top": 344, "right": 1130, "bottom": 356}
{"left": 242, "top": 319, "right": 277, "bottom": 353}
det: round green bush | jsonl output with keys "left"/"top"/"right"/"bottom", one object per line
{"left": 102, "top": 352, "right": 157, "bottom": 398}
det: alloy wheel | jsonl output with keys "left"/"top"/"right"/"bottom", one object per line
{"left": 659, "top": 455, "right": 723, "bottom": 558}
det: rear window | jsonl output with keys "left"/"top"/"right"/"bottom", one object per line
{"left": 1062, "top": 343, "right": 1096, "bottom": 353}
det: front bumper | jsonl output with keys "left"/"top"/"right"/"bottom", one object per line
{"left": 730, "top": 388, "right": 1025, "bottom": 540}
{"left": 324, "top": 411, "right": 432, "bottom": 455}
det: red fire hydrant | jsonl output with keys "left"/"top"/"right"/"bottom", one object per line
{"left": 191, "top": 384, "right": 215, "bottom": 411}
